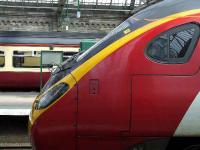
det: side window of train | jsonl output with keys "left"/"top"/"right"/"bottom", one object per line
{"left": 0, "top": 51, "right": 5, "bottom": 67}
{"left": 146, "top": 23, "right": 200, "bottom": 64}
{"left": 13, "top": 51, "right": 40, "bottom": 68}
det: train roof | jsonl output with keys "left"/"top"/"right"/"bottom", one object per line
{"left": 0, "top": 31, "right": 106, "bottom": 45}
{"left": 134, "top": 0, "right": 200, "bottom": 20}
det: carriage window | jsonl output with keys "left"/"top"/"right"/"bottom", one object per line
{"left": 0, "top": 51, "right": 5, "bottom": 67}
{"left": 13, "top": 51, "right": 41, "bottom": 68}
{"left": 146, "top": 23, "right": 200, "bottom": 63}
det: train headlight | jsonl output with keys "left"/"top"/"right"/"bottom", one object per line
{"left": 36, "top": 83, "right": 69, "bottom": 109}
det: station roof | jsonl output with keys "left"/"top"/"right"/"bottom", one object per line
{"left": 0, "top": 0, "right": 132, "bottom": 6}
{"left": 0, "top": 0, "right": 162, "bottom": 32}
{"left": 0, "top": 0, "right": 158, "bottom": 12}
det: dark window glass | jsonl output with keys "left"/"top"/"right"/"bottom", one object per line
{"left": 169, "top": 28, "right": 194, "bottom": 58}
{"left": 13, "top": 51, "right": 40, "bottom": 68}
{"left": 146, "top": 23, "right": 200, "bottom": 64}
{"left": 0, "top": 51, "right": 5, "bottom": 67}
{"left": 13, "top": 50, "right": 78, "bottom": 68}
{"left": 146, "top": 35, "right": 168, "bottom": 61}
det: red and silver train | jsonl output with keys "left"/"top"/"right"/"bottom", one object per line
{"left": 0, "top": 32, "right": 103, "bottom": 90}
{"left": 29, "top": 0, "right": 200, "bottom": 149}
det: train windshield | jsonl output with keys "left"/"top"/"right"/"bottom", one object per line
{"left": 42, "top": 11, "right": 155, "bottom": 93}
{"left": 76, "top": 17, "right": 151, "bottom": 63}
{"left": 43, "top": 9, "right": 159, "bottom": 93}
{"left": 76, "top": 21, "right": 131, "bottom": 62}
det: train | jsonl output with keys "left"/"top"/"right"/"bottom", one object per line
{"left": 0, "top": 32, "right": 104, "bottom": 90}
{"left": 29, "top": 0, "right": 200, "bottom": 149}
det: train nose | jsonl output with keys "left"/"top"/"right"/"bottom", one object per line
{"left": 28, "top": 109, "right": 37, "bottom": 146}
{"left": 28, "top": 97, "right": 77, "bottom": 149}
{"left": 28, "top": 73, "right": 77, "bottom": 149}
{"left": 28, "top": 102, "right": 46, "bottom": 148}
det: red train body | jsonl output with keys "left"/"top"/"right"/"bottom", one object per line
{"left": 29, "top": 0, "right": 200, "bottom": 149}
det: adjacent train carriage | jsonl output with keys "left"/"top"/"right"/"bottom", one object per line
{"left": 29, "top": 0, "right": 200, "bottom": 149}
{"left": 0, "top": 32, "right": 104, "bottom": 90}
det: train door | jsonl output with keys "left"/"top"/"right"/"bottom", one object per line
{"left": 76, "top": 48, "right": 131, "bottom": 141}
{"left": 131, "top": 23, "right": 200, "bottom": 137}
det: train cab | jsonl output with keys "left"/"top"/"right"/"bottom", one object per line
{"left": 29, "top": 0, "right": 200, "bottom": 149}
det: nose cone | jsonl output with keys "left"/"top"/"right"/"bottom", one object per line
{"left": 28, "top": 85, "right": 78, "bottom": 149}
{"left": 28, "top": 110, "right": 38, "bottom": 148}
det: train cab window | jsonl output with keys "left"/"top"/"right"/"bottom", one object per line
{"left": 13, "top": 51, "right": 40, "bottom": 68}
{"left": 146, "top": 23, "right": 200, "bottom": 63}
{"left": 146, "top": 34, "right": 168, "bottom": 61}
{"left": 0, "top": 51, "right": 5, "bottom": 67}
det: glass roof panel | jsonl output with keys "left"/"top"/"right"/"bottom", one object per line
{"left": 0, "top": 0, "right": 59, "bottom": 3}
{"left": 0, "top": 0, "right": 145, "bottom": 7}
{"left": 68, "top": 0, "right": 131, "bottom": 6}
{"left": 135, "top": 0, "right": 145, "bottom": 6}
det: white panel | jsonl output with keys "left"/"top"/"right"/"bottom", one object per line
{"left": 42, "top": 51, "right": 63, "bottom": 65}
{"left": 174, "top": 92, "right": 200, "bottom": 136}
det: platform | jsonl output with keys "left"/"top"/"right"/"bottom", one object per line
{"left": 0, "top": 92, "right": 38, "bottom": 116}
{"left": 0, "top": 116, "right": 31, "bottom": 149}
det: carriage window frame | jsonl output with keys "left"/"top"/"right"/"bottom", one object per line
{"left": 0, "top": 50, "right": 5, "bottom": 67}
{"left": 13, "top": 50, "right": 41, "bottom": 68}
{"left": 13, "top": 50, "right": 78, "bottom": 68}
{"left": 145, "top": 23, "right": 200, "bottom": 64}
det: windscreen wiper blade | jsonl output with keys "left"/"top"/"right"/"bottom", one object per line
{"left": 48, "top": 63, "right": 63, "bottom": 74}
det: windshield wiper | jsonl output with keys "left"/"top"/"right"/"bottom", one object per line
{"left": 51, "top": 51, "right": 84, "bottom": 75}
{"left": 47, "top": 63, "right": 63, "bottom": 74}
{"left": 66, "top": 51, "right": 84, "bottom": 63}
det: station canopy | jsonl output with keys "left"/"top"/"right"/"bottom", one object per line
{"left": 0, "top": 0, "right": 151, "bottom": 11}
{"left": 0, "top": 0, "right": 133, "bottom": 6}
